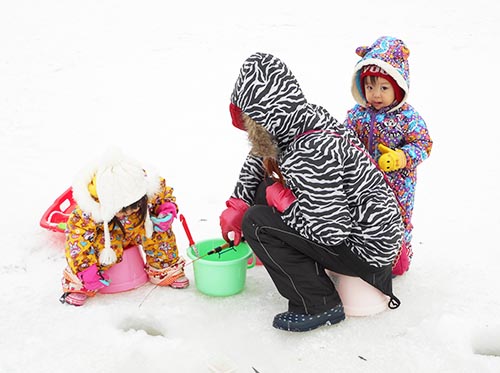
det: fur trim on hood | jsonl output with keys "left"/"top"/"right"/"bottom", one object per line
{"left": 244, "top": 113, "right": 278, "bottom": 159}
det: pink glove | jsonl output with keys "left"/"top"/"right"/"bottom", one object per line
{"left": 77, "top": 264, "right": 110, "bottom": 291}
{"left": 266, "top": 182, "right": 296, "bottom": 213}
{"left": 152, "top": 202, "right": 177, "bottom": 232}
{"left": 219, "top": 197, "right": 249, "bottom": 246}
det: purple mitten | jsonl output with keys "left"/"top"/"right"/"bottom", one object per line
{"left": 77, "top": 264, "right": 110, "bottom": 291}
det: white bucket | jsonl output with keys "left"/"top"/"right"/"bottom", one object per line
{"left": 328, "top": 271, "right": 389, "bottom": 317}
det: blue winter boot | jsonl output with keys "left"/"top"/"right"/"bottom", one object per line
{"left": 272, "top": 304, "right": 345, "bottom": 332}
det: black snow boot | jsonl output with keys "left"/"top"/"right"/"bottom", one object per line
{"left": 272, "top": 304, "right": 345, "bottom": 332}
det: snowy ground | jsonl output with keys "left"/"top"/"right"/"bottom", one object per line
{"left": 1, "top": 1, "right": 500, "bottom": 372}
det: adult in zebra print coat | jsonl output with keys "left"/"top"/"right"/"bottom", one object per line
{"left": 220, "top": 52, "right": 404, "bottom": 332}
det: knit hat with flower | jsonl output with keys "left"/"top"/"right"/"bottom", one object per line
{"left": 351, "top": 36, "right": 411, "bottom": 112}
{"left": 72, "top": 148, "right": 160, "bottom": 265}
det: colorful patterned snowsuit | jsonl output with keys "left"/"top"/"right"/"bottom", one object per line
{"left": 344, "top": 36, "right": 433, "bottom": 263}
{"left": 62, "top": 178, "right": 181, "bottom": 295}
{"left": 345, "top": 103, "right": 432, "bottom": 251}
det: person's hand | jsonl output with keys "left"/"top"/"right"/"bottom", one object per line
{"left": 378, "top": 144, "right": 407, "bottom": 172}
{"left": 151, "top": 202, "right": 177, "bottom": 232}
{"left": 219, "top": 198, "right": 249, "bottom": 246}
{"left": 266, "top": 182, "right": 296, "bottom": 213}
{"left": 77, "top": 264, "right": 110, "bottom": 291}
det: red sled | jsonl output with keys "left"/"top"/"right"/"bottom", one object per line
{"left": 40, "top": 187, "right": 76, "bottom": 233}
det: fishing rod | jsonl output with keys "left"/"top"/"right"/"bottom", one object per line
{"left": 179, "top": 214, "right": 200, "bottom": 257}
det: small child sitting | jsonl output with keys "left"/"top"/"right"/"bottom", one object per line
{"left": 60, "top": 149, "right": 189, "bottom": 306}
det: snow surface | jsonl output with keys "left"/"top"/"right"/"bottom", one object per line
{"left": 1, "top": 1, "right": 499, "bottom": 372}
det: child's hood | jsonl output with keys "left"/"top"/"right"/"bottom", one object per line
{"left": 351, "top": 36, "right": 410, "bottom": 112}
{"left": 230, "top": 52, "right": 332, "bottom": 150}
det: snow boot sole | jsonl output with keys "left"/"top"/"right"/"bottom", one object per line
{"left": 272, "top": 304, "right": 345, "bottom": 332}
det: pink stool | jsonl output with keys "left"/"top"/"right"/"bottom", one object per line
{"left": 329, "top": 271, "right": 389, "bottom": 317}
{"left": 100, "top": 246, "right": 149, "bottom": 294}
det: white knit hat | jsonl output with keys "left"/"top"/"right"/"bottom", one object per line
{"left": 72, "top": 148, "right": 160, "bottom": 266}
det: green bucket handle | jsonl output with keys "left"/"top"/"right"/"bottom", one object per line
{"left": 247, "top": 252, "right": 257, "bottom": 269}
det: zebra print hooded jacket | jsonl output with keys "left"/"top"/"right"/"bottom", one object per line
{"left": 230, "top": 53, "right": 404, "bottom": 268}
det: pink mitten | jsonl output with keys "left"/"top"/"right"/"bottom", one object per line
{"left": 156, "top": 202, "right": 177, "bottom": 219}
{"left": 152, "top": 202, "right": 177, "bottom": 232}
{"left": 266, "top": 182, "right": 296, "bottom": 213}
{"left": 77, "top": 264, "right": 110, "bottom": 291}
{"left": 219, "top": 198, "right": 249, "bottom": 246}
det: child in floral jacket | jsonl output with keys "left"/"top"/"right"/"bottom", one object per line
{"left": 344, "top": 36, "right": 433, "bottom": 276}
{"left": 60, "top": 149, "right": 189, "bottom": 306}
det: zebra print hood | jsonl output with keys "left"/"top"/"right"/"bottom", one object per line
{"left": 231, "top": 53, "right": 332, "bottom": 151}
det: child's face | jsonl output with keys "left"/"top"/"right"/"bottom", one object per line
{"left": 364, "top": 76, "right": 396, "bottom": 110}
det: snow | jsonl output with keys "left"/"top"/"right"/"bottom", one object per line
{"left": 1, "top": 1, "right": 499, "bottom": 372}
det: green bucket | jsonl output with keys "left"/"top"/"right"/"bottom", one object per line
{"left": 187, "top": 238, "right": 256, "bottom": 297}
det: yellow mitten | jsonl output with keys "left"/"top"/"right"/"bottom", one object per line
{"left": 378, "top": 144, "right": 407, "bottom": 172}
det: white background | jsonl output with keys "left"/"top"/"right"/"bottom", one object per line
{"left": 1, "top": 1, "right": 499, "bottom": 372}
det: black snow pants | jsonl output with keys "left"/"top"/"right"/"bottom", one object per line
{"left": 241, "top": 181, "right": 400, "bottom": 315}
